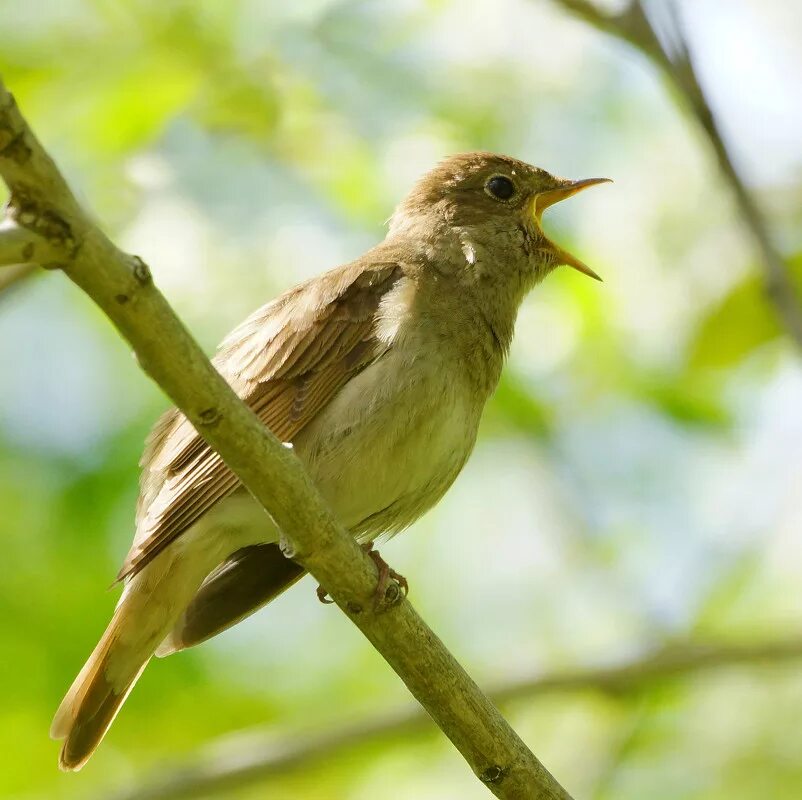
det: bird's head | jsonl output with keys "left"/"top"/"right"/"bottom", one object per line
{"left": 389, "top": 151, "right": 610, "bottom": 283}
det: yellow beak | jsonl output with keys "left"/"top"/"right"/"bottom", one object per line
{"left": 534, "top": 177, "right": 611, "bottom": 281}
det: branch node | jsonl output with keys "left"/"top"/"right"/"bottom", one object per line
{"left": 198, "top": 407, "right": 221, "bottom": 427}
{"left": 0, "top": 92, "right": 32, "bottom": 164}
{"left": 8, "top": 195, "right": 76, "bottom": 254}
{"left": 0, "top": 128, "right": 32, "bottom": 165}
{"left": 131, "top": 254, "right": 152, "bottom": 284}
{"left": 480, "top": 765, "right": 508, "bottom": 785}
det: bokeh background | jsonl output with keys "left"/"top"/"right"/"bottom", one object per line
{"left": 1, "top": 1, "right": 802, "bottom": 798}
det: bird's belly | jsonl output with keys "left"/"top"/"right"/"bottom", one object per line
{"left": 293, "top": 351, "right": 479, "bottom": 539}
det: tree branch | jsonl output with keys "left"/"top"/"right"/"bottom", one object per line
{"left": 0, "top": 219, "right": 58, "bottom": 267}
{"left": 110, "top": 635, "right": 802, "bottom": 800}
{"left": 550, "top": 0, "right": 802, "bottom": 349}
{"left": 0, "top": 220, "right": 57, "bottom": 297}
{"left": 0, "top": 78, "right": 571, "bottom": 799}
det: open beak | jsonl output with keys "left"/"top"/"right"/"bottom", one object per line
{"left": 533, "top": 177, "right": 611, "bottom": 281}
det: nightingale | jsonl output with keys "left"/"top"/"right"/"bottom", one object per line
{"left": 51, "top": 152, "right": 609, "bottom": 770}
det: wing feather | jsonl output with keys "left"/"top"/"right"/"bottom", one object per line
{"left": 120, "top": 262, "right": 404, "bottom": 580}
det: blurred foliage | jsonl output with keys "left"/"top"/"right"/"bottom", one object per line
{"left": 1, "top": 1, "right": 802, "bottom": 798}
{"left": 688, "top": 253, "right": 802, "bottom": 371}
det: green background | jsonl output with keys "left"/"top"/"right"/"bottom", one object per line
{"left": 1, "top": 1, "right": 801, "bottom": 798}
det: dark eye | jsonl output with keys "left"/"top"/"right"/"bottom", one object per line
{"left": 485, "top": 175, "right": 516, "bottom": 201}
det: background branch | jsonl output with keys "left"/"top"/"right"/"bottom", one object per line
{"left": 549, "top": 0, "right": 802, "bottom": 349}
{"left": 0, "top": 77, "right": 570, "bottom": 800}
{"left": 111, "top": 635, "right": 802, "bottom": 800}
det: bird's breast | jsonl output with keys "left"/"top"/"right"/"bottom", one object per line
{"left": 292, "top": 344, "right": 482, "bottom": 538}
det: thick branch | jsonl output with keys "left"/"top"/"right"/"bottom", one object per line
{"left": 0, "top": 78, "right": 570, "bottom": 799}
{"left": 111, "top": 635, "right": 802, "bottom": 800}
{"left": 550, "top": 0, "right": 802, "bottom": 349}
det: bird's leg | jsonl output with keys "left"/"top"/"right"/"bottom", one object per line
{"left": 315, "top": 542, "right": 408, "bottom": 606}
{"left": 363, "top": 541, "right": 408, "bottom": 606}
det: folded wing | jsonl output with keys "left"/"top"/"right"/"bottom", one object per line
{"left": 122, "top": 261, "right": 405, "bottom": 581}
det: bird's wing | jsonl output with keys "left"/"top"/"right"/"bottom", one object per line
{"left": 155, "top": 543, "right": 306, "bottom": 656}
{"left": 120, "top": 261, "right": 405, "bottom": 581}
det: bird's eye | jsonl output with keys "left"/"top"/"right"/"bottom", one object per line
{"left": 484, "top": 175, "right": 516, "bottom": 202}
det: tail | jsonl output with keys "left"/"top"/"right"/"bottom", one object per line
{"left": 51, "top": 547, "right": 212, "bottom": 770}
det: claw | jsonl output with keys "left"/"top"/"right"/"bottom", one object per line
{"left": 316, "top": 583, "right": 334, "bottom": 604}
{"left": 363, "top": 542, "right": 408, "bottom": 608}
{"left": 314, "top": 543, "right": 409, "bottom": 608}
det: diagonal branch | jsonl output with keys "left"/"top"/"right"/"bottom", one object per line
{"left": 110, "top": 635, "right": 802, "bottom": 800}
{"left": 550, "top": 0, "right": 802, "bottom": 349}
{"left": 0, "top": 77, "right": 571, "bottom": 800}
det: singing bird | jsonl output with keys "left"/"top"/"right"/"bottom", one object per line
{"left": 52, "top": 152, "right": 609, "bottom": 770}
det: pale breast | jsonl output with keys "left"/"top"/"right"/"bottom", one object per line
{"left": 293, "top": 344, "right": 481, "bottom": 540}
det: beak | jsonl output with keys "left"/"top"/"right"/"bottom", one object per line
{"left": 533, "top": 177, "right": 611, "bottom": 281}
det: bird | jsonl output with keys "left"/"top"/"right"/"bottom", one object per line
{"left": 51, "top": 151, "right": 609, "bottom": 770}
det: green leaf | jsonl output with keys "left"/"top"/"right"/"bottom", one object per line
{"left": 688, "top": 278, "right": 779, "bottom": 371}
{"left": 688, "top": 253, "right": 802, "bottom": 371}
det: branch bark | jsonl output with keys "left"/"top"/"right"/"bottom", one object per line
{"left": 0, "top": 220, "right": 56, "bottom": 297}
{"left": 0, "top": 217, "right": 60, "bottom": 266}
{"left": 0, "top": 78, "right": 571, "bottom": 799}
{"left": 550, "top": 0, "right": 802, "bottom": 349}
{"left": 110, "top": 635, "right": 802, "bottom": 800}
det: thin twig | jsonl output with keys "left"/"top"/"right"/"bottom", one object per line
{"left": 0, "top": 219, "right": 58, "bottom": 297}
{"left": 110, "top": 636, "right": 802, "bottom": 800}
{"left": 0, "top": 77, "right": 570, "bottom": 800}
{"left": 550, "top": 0, "right": 802, "bottom": 349}
{"left": 0, "top": 219, "right": 60, "bottom": 268}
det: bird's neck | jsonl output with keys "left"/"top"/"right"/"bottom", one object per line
{"left": 383, "top": 220, "right": 534, "bottom": 397}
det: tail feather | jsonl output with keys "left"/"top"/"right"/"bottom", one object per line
{"left": 52, "top": 546, "right": 215, "bottom": 770}
{"left": 55, "top": 658, "right": 148, "bottom": 771}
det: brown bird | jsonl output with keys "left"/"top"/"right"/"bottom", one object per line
{"left": 51, "top": 152, "right": 609, "bottom": 770}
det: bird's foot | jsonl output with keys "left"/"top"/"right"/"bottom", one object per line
{"left": 314, "top": 542, "right": 408, "bottom": 608}
{"left": 315, "top": 583, "right": 335, "bottom": 604}
{"left": 363, "top": 541, "right": 408, "bottom": 608}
